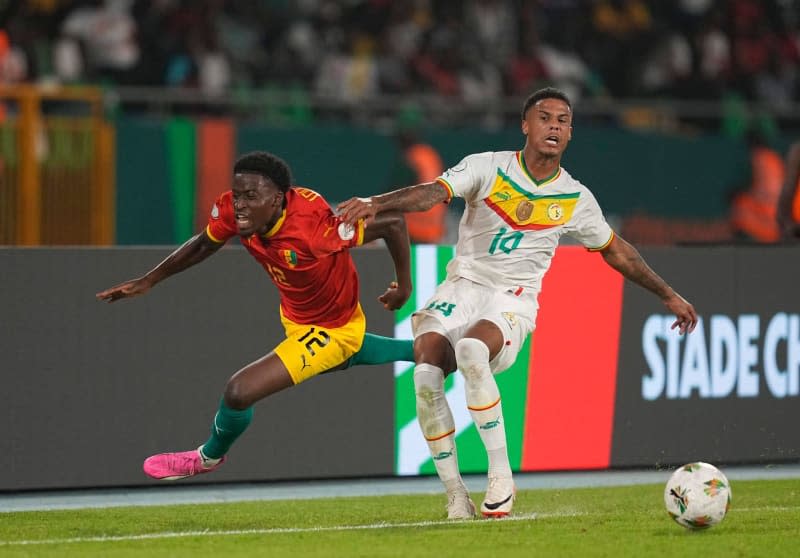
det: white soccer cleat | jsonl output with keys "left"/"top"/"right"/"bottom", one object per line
{"left": 481, "top": 475, "right": 516, "bottom": 518}
{"left": 446, "top": 489, "right": 476, "bottom": 520}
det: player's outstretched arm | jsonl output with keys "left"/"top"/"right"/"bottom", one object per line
{"left": 95, "top": 230, "right": 224, "bottom": 303}
{"left": 361, "top": 211, "right": 412, "bottom": 311}
{"left": 600, "top": 234, "right": 698, "bottom": 335}
{"left": 337, "top": 182, "right": 448, "bottom": 226}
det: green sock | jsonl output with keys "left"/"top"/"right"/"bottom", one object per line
{"left": 348, "top": 333, "right": 414, "bottom": 366}
{"left": 201, "top": 400, "right": 253, "bottom": 459}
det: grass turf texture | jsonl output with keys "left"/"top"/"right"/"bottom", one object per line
{"left": 0, "top": 479, "right": 797, "bottom": 557}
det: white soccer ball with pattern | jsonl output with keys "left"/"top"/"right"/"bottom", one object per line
{"left": 664, "top": 462, "right": 731, "bottom": 530}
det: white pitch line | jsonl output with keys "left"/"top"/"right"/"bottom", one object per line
{"left": 0, "top": 512, "right": 578, "bottom": 547}
{"left": 1, "top": 505, "right": 797, "bottom": 547}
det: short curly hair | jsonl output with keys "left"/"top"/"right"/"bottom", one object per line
{"left": 521, "top": 87, "right": 572, "bottom": 120}
{"left": 233, "top": 151, "right": 293, "bottom": 192}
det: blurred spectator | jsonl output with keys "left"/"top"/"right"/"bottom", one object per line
{"left": 412, "top": 10, "right": 461, "bottom": 97}
{"left": 315, "top": 31, "right": 379, "bottom": 102}
{"left": 777, "top": 140, "right": 800, "bottom": 240}
{"left": 588, "top": 0, "right": 654, "bottom": 96}
{"left": 387, "top": 116, "right": 446, "bottom": 243}
{"left": 61, "top": 0, "right": 139, "bottom": 84}
{"left": 0, "top": 28, "right": 28, "bottom": 84}
{"left": 639, "top": 28, "right": 693, "bottom": 97}
{"left": 52, "top": 35, "right": 85, "bottom": 84}
{"left": 0, "top": 0, "right": 798, "bottom": 112}
{"left": 730, "top": 129, "right": 785, "bottom": 242}
{"left": 464, "top": 0, "right": 516, "bottom": 68}
{"left": 691, "top": 6, "right": 731, "bottom": 98}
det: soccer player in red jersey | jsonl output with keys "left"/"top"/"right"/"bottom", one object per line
{"left": 96, "top": 151, "right": 413, "bottom": 480}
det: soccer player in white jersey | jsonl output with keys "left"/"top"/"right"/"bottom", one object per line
{"left": 338, "top": 87, "right": 698, "bottom": 520}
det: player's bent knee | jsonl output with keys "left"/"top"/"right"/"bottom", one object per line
{"left": 412, "top": 363, "right": 454, "bottom": 439}
{"left": 454, "top": 338, "right": 490, "bottom": 382}
{"left": 413, "top": 363, "right": 445, "bottom": 395}
{"left": 223, "top": 378, "right": 253, "bottom": 410}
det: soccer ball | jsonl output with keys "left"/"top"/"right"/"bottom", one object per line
{"left": 664, "top": 462, "right": 731, "bottom": 530}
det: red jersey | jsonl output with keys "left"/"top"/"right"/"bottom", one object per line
{"left": 206, "top": 187, "right": 365, "bottom": 328}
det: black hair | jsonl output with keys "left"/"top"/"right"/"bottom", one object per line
{"left": 233, "top": 151, "right": 293, "bottom": 192}
{"left": 521, "top": 87, "right": 573, "bottom": 120}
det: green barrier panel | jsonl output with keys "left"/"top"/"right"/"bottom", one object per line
{"left": 238, "top": 123, "right": 764, "bottom": 218}
{"left": 115, "top": 117, "right": 173, "bottom": 245}
{"left": 166, "top": 118, "right": 197, "bottom": 242}
{"left": 116, "top": 119, "right": 795, "bottom": 245}
{"left": 394, "top": 245, "right": 529, "bottom": 475}
{"left": 237, "top": 124, "right": 396, "bottom": 202}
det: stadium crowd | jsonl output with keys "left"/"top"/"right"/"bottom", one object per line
{"left": 1, "top": 0, "right": 798, "bottom": 107}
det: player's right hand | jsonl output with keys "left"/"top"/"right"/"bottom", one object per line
{"left": 378, "top": 281, "right": 411, "bottom": 311}
{"left": 337, "top": 197, "right": 377, "bottom": 227}
{"left": 663, "top": 293, "right": 698, "bottom": 335}
{"left": 95, "top": 277, "right": 153, "bottom": 303}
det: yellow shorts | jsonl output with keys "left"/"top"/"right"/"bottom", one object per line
{"left": 274, "top": 304, "right": 366, "bottom": 384}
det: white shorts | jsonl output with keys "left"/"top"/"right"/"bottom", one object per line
{"left": 411, "top": 277, "right": 538, "bottom": 374}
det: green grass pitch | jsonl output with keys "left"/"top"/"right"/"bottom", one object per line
{"left": 0, "top": 479, "right": 797, "bottom": 557}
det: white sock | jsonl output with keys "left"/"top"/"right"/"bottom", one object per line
{"left": 455, "top": 338, "right": 513, "bottom": 479}
{"left": 414, "top": 363, "right": 465, "bottom": 491}
{"left": 198, "top": 446, "right": 222, "bottom": 467}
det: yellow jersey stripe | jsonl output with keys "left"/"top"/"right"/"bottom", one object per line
{"left": 205, "top": 225, "right": 224, "bottom": 243}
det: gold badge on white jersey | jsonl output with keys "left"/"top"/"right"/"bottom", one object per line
{"left": 547, "top": 203, "right": 563, "bottom": 221}
{"left": 516, "top": 201, "right": 533, "bottom": 221}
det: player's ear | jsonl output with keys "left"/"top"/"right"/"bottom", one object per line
{"left": 521, "top": 119, "right": 528, "bottom": 135}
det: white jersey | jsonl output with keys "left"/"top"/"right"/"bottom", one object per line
{"left": 436, "top": 150, "right": 613, "bottom": 293}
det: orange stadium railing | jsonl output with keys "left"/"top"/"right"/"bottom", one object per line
{"left": 0, "top": 85, "right": 115, "bottom": 246}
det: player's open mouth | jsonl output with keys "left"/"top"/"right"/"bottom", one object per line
{"left": 235, "top": 214, "right": 252, "bottom": 228}
{"left": 545, "top": 135, "right": 559, "bottom": 146}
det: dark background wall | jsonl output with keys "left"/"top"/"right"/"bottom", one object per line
{"left": 4, "top": 246, "right": 799, "bottom": 491}
{"left": 612, "top": 246, "right": 800, "bottom": 466}
{"left": 0, "top": 247, "right": 398, "bottom": 491}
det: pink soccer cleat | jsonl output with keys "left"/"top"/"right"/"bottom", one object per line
{"left": 143, "top": 447, "right": 225, "bottom": 480}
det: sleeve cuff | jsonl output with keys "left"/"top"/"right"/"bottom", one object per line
{"left": 355, "top": 220, "right": 365, "bottom": 246}
{"left": 205, "top": 225, "right": 225, "bottom": 244}
{"left": 587, "top": 230, "right": 615, "bottom": 252}
{"left": 435, "top": 178, "right": 454, "bottom": 203}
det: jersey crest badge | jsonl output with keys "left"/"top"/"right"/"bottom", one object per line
{"left": 515, "top": 201, "right": 533, "bottom": 221}
{"left": 338, "top": 222, "right": 355, "bottom": 240}
{"left": 547, "top": 203, "right": 563, "bottom": 221}
{"left": 211, "top": 204, "right": 220, "bottom": 219}
{"left": 283, "top": 249, "right": 298, "bottom": 268}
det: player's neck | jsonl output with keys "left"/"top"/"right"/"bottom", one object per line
{"left": 521, "top": 148, "right": 561, "bottom": 182}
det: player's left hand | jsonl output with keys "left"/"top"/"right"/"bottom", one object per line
{"left": 337, "top": 197, "right": 377, "bottom": 227}
{"left": 663, "top": 293, "right": 698, "bottom": 335}
{"left": 378, "top": 281, "right": 411, "bottom": 311}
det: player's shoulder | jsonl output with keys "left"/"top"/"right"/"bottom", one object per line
{"left": 448, "top": 151, "right": 515, "bottom": 176}
{"left": 464, "top": 150, "right": 515, "bottom": 165}
{"left": 210, "top": 190, "right": 234, "bottom": 217}
{"left": 557, "top": 167, "right": 603, "bottom": 208}
{"left": 558, "top": 167, "right": 593, "bottom": 192}
{"left": 287, "top": 186, "right": 333, "bottom": 215}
